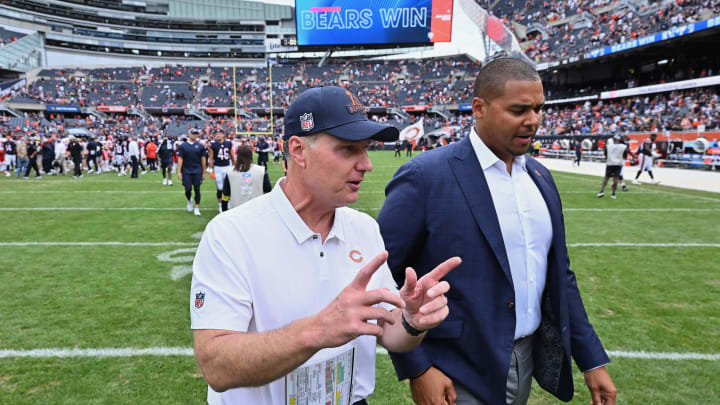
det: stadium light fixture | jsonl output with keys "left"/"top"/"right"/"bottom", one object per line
{"left": 657, "top": 59, "right": 669, "bottom": 65}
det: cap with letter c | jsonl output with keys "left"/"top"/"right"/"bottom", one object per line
{"left": 283, "top": 86, "right": 399, "bottom": 142}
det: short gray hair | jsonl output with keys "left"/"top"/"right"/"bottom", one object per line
{"left": 283, "top": 134, "right": 319, "bottom": 160}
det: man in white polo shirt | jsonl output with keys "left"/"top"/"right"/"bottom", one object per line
{"left": 190, "top": 86, "right": 461, "bottom": 405}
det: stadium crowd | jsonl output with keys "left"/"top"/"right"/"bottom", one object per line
{"left": 488, "top": 0, "right": 720, "bottom": 64}
{"left": 538, "top": 86, "right": 720, "bottom": 135}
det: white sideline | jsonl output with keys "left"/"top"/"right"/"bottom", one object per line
{"left": 355, "top": 208, "right": 719, "bottom": 212}
{"left": 1, "top": 242, "right": 717, "bottom": 247}
{"left": 1, "top": 347, "right": 718, "bottom": 361}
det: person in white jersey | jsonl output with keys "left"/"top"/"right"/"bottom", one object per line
{"left": 191, "top": 86, "right": 462, "bottom": 405}
{"left": 597, "top": 134, "right": 630, "bottom": 199}
{"left": 633, "top": 133, "right": 661, "bottom": 184}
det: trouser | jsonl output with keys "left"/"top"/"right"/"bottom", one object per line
{"left": 72, "top": 156, "right": 83, "bottom": 176}
{"left": 455, "top": 335, "right": 535, "bottom": 405}
{"left": 183, "top": 172, "right": 202, "bottom": 204}
{"left": 86, "top": 155, "right": 98, "bottom": 172}
{"left": 161, "top": 161, "right": 173, "bottom": 178}
{"left": 55, "top": 155, "right": 66, "bottom": 174}
{"left": 148, "top": 157, "right": 157, "bottom": 171}
{"left": 26, "top": 158, "right": 40, "bottom": 177}
{"left": 16, "top": 158, "right": 29, "bottom": 177}
{"left": 258, "top": 153, "right": 268, "bottom": 169}
{"left": 130, "top": 156, "right": 139, "bottom": 178}
{"left": 42, "top": 158, "right": 53, "bottom": 173}
{"left": 7, "top": 154, "right": 16, "bottom": 170}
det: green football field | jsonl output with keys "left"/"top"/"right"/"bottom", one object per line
{"left": 1, "top": 151, "right": 718, "bottom": 404}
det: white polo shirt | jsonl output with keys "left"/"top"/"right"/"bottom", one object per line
{"left": 191, "top": 178, "right": 397, "bottom": 405}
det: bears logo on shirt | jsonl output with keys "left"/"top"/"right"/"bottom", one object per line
{"left": 349, "top": 250, "right": 363, "bottom": 263}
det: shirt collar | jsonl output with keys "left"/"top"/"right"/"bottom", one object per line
{"left": 270, "top": 178, "right": 344, "bottom": 244}
{"left": 469, "top": 127, "right": 527, "bottom": 172}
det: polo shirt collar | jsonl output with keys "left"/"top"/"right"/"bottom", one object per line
{"left": 469, "top": 127, "right": 527, "bottom": 172}
{"left": 270, "top": 178, "right": 345, "bottom": 244}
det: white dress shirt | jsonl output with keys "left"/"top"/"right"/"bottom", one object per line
{"left": 469, "top": 129, "right": 553, "bottom": 340}
{"left": 128, "top": 140, "right": 140, "bottom": 158}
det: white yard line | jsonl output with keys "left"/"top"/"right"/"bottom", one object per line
{"left": 2, "top": 241, "right": 716, "bottom": 248}
{"left": 2, "top": 207, "right": 714, "bottom": 213}
{"left": 1, "top": 347, "right": 718, "bottom": 361}
{"left": 0, "top": 242, "right": 198, "bottom": 246}
{"left": 2, "top": 190, "right": 174, "bottom": 194}
{"left": 563, "top": 208, "right": 719, "bottom": 212}
{"left": 0, "top": 347, "right": 194, "bottom": 358}
{"left": 568, "top": 243, "right": 720, "bottom": 247}
{"left": 0, "top": 207, "right": 215, "bottom": 211}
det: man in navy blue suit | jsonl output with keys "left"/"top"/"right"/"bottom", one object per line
{"left": 378, "top": 58, "right": 616, "bottom": 405}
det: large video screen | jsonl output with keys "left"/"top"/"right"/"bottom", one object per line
{"left": 295, "top": 0, "right": 453, "bottom": 46}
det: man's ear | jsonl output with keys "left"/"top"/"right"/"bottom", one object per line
{"left": 472, "top": 97, "right": 487, "bottom": 121}
{"left": 287, "top": 136, "right": 307, "bottom": 169}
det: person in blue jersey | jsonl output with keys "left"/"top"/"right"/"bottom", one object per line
{"left": 85, "top": 136, "right": 100, "bottom": 174}
{"left": 177, "top": 129, "right": 207, "bottom": 216}
{"left": 208, "top": 129, "right": 236, "bottom": 213}
{"left": 158, "top": 136, "right": 175, "bottom": 186}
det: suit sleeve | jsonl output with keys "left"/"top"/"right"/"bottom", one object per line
{"left": 377, "top": 159, "right": 433, "bottom": 380}
{"left": 548, "top": 173, "right": 610, "bottom": 371}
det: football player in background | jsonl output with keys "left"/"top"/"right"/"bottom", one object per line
{"left": 208, "top": 130, "right": 235, "bottom": 213}
{"left": 633, "top": 133, "right": 661, "bottom": 184}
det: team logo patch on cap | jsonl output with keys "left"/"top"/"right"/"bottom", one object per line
{"left": 300, "top": 113, "right": 314, "bottom": 132}
{"left": 194, "top": 291, "right": 205, "bottom": 309}
{"left": 345, "top": 90, "right": 364, "bottom": 114}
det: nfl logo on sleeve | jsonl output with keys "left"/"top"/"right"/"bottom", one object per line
{"left": 194, "top": 291, "right": 205, "bottom": 309}
{"left": 300, "top": 113, "right": 314, "bottom": 132}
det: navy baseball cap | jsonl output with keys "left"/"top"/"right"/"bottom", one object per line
{"left": 284, "top": 86, "right": 399, "bottom": 142}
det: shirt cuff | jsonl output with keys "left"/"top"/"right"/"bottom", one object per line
{"left": 583, "top": 363, "right": 608, "bottom": 373}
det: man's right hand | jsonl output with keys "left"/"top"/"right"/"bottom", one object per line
{"left": 410, "top": 366, "right": 457, "bottom": 405}
{"left": 307, "top": 251, "right": 406, "bottom": 350}
{"left": 177, "top": 172, "right": 182, "bottom": 181}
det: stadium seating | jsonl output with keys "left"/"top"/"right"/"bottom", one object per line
{"left": 0, "top": 27, "right": 24, "bottom": 47}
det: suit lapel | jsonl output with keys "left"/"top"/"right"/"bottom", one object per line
{"left": 448, "top": 137, "right": 513, "bottom": 284}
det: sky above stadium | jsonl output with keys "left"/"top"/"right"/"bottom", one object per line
{"left": 261, "top": 0, "right": 487, "bottom": 61}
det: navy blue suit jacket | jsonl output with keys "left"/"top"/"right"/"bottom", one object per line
{"left": 377, "top": 136, "right": 609, "bottom": 403}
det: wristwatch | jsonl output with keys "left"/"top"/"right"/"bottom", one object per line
{"left": 401, "top": 311, "right": 427, "bottom": 336}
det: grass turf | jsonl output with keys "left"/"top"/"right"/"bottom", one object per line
{"left": 1, "top": 151, "right": 719, "bottom": 404}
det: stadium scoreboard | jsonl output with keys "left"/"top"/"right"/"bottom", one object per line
{"left": 295, "top": 0, "right": 453, "bottom": 47}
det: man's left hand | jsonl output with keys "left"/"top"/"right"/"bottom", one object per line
{"left": 584, "top": 366, "right": 616, "bottom": 405}
{"left": 399, "top": 257, "right": 461, "bottom": 331}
